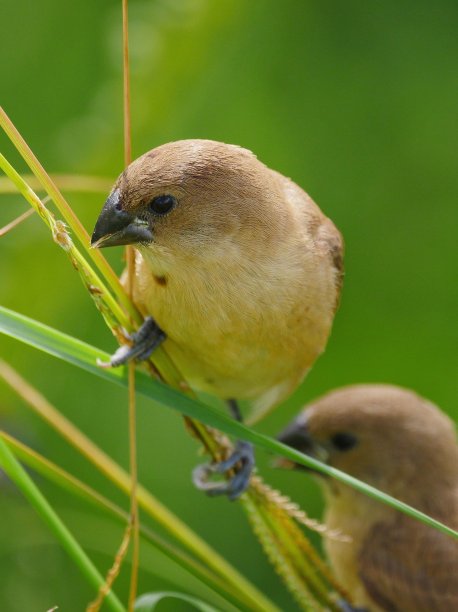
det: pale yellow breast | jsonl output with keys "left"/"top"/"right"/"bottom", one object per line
{"left": 132, "top": 237, "right": 335, "bottom": 415}
{"left": 128, "top": 173, "right": 341, "bottom": 417}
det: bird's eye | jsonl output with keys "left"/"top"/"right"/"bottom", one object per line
{"left": 148, "top": 195, "right": 176, "bottom": 215}
{"left": 331, "top": 432, "right": 358, "bottom": 452}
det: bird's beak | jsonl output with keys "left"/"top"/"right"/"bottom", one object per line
{"left": 91, "top": 189, "right": 153, "bottom": 249}
{"left": 275, "top": 416, "right": 329, "bottom": 471}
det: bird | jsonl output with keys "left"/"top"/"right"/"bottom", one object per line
{"left": 91, "top": 139, "right": 343, "bottom": 499}
{"left": 277, "top": 384, "right": 458, "bottom": 611}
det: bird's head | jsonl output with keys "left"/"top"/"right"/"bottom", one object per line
{"left": 91, "top": 139, "right": 283, "bottom": 264}
{"left": 277, "top": 384, "right": 458, "bottom": 500}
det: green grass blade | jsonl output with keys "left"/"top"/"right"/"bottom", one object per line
{"left": 135, "top": 592, "right": 218, "bottom": 612}
{"left": 0, "top": 108, "right": 137, "bottom": 322}
{"left": 0, "top": 435, "right": 125, "bottom": 612}
{"left": 0, "top": 431, "right": 245, "bottom": 612}
{"left": 0, "top": 360, "right": 277, "bottom": 612}
{"left": 1, "top": 304, "right": 457, "bottom": 541}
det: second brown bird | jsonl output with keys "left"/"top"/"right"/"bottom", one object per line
{"left": 278, "top": 384, "right": 458, "bottom": 611}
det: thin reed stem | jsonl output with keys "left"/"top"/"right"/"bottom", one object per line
{"left": 0, "top": 430, "right": 246, "bottom": 610}
{"left": 0, "top": 106, "right": 139, "bottom": 324}
{"left": 121, "top": 0, "right": 139, "bottom": 607}
{"left": 0, "top": 358, "right": 277, "bottom": 612}
{"left": 0, "top": 207, "right": 34, "bottom": 236}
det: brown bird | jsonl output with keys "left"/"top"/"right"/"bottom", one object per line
{"left": 91, "top": 139, "right": 343, "bottom": 498}
{"left": 277, "top": 384, "right": 458, "bottom": 611}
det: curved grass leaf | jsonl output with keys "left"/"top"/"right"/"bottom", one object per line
{"left": 1, "top": 304, "right": 457, "bottom": 541}
{"left": 135, "top": 591, "right": 217, "bottom": 612}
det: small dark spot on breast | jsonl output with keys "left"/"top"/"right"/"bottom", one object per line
{"left": 154, "top": 275, "right": 168, "bottom": 287}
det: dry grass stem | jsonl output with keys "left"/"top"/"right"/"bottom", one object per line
{"left": 87, "top": 523, "right": 132, "bottom": 612}
{"left": 0, "top": 207, "right": 35, "bottom": 236}
{"left": 0, "top": 174, "right": 113, "bottom": 194}
{"left": 122, "top": 0, "right": 140, "bottom": 607}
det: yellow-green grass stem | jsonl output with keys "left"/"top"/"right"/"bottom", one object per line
{"left": 0, "top": 106, "right": 137, "bottom": 323}
{"left": 2, "top": 314, "right": 456, "bottom": 543}
{"left": 0, "top": 153, "right": 127, "bottom": 333}
{"left": 0, "top": 430, "right": 244, "bottom": 612}
{"left": 0, "top": 435, "right": 126, "bottom": 612}
{"left": 0, "top": 359, "right": 279, "bottom": 612}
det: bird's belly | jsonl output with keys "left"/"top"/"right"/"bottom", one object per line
{"left": 163, "top": 332, "right": 299, "bottom": 403}
{"left": 133, "top": 254, "right": 332, "bottom": 410}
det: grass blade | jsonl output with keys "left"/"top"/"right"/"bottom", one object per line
{"left": 0, "top": 435, "right": 125, "bottom": 612}
{"left": 0, "top": 430, "right": 241, "bottom": 610}
{"left": 0, "top": 107, "right": 138, "bottom": 323}
{"left": 0, "top": 207, "right": 35, "bottom": 236}
{"left": 1, "top": 305, "right": 457, "bottom": 541}
{"left": 0, "top": 357, "right": 276, "bottom": 612}
{"left": 135, "top": 592, "right": 217, "bottom": 612}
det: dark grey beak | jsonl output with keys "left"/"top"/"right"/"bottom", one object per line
{"left": 276, "top": 415, "right": 329, "bottom": 470}
{"left": 91, "top": 189, "right": 153, "bottom": 248}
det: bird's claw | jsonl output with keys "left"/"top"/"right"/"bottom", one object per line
{"left": 98, "top": 316, "right": 166, "bottom": 368}
{"left": 192, "top": 441, "right": 255, "bottom": 501}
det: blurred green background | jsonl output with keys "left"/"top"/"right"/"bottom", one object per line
{"left": 1, "top": 0, "right": 457, "bottom": 610}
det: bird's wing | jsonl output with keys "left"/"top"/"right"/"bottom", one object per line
{"left": 277, "top": 171, "right": 345, "bottom": 307}
{"left": 316, "top": 216, "right": 344, "bottom": 309}
{"left": 358, "top": 516, "right": 458, "bottom": 612}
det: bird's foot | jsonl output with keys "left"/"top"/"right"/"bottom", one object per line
{"left": 98, "top": 316, "right": 166, "bottom": 368}
{"left": 192, "top": 441, "right": 255, "bottom": 501}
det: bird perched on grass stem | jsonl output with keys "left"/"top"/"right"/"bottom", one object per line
{"left": 277, "top": 384, "right": 458, "bottom": 611}
{"left": 91, "top": 139, "right": 343, "bottom": 499}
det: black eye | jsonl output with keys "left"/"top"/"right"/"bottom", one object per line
{"left": 148, "top": 194, "right": 176, "bottom": 215}
{"left": 331, "top": 432, "right": 358, "bottom": 452}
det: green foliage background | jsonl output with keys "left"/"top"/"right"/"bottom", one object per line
{"left": 1, "top": 1, "right": 457, "bottom": 610}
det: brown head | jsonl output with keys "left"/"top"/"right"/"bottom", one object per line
{"left": 91, "top": 139, "right": 288, "bottom": 262}
{"left": 277, "top": 384, "right": 458, "bottom": 508}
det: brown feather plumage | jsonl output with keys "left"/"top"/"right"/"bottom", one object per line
{"left": 277, "top": 384, "right": 458, "bottom": 611}
{"left": 109, "top": 139, "right": 343, "bottom": 421}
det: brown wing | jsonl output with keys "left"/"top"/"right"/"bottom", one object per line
{"left": 316, "top": 216, "right": 344, "bottom": 309}
{"left": 359, "top": 516, "right": 458, "bottom": 611}
{"left": 276, "top": 170, "right": 344, "bottom": 309}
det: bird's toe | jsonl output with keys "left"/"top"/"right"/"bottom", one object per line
{"left": 192, "top": 441, "right": 255, "bottom": 500}
{"left": 98, "top": 316, "right": 166, "bottom": 367}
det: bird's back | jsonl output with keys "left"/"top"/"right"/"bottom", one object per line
{"left": 358, "top": 510, "right": 458, "bottom": 611}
